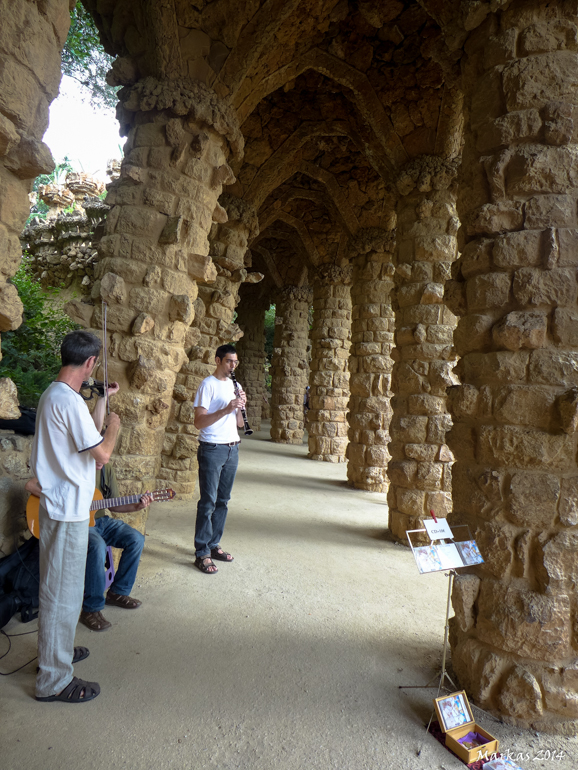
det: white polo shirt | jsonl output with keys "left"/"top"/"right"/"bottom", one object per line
{"left": 193, "top": 375, "right": 241, "bottom": 443}
{"left": 30, "top": 381, "right": 104, "bottom": 522}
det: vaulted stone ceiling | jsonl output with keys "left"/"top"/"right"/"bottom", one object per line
{"left": 83, "top": 0, "right": 469, "bottom": 298}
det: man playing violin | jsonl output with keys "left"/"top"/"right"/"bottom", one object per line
{"left": 30, "top": 330, "right": 120, "bottom": 703}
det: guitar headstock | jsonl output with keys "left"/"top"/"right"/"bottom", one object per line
{"left": 151, "top": 488, "right": 176, "bottom": 502}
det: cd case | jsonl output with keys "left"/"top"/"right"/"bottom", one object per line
{"left": 413, "top": 540, "right": 484, "bottom": 574}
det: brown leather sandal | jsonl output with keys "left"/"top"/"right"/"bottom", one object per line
{"left": 210, "top": 547, "right": 234, "bottom": 562}
{"left": 79, "top": 610, "right": 111, "bottom": 631}
{"left": 105, "top": 591, "right": 142, "bottom": 609}
{"left": 194, "top": 556, "right": 218, "bottom": 574}
{"left": 36, "top": 676, "right": 100, "bottom": 703}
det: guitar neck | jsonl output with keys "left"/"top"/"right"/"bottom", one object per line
{"left": 91, "top": 494, "right": 141, "bottom": 511}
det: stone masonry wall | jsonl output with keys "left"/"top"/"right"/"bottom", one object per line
{"left": 270, "top": 285, "right": 312, "bottom": 444}
{"left": 81, "top": 77, "right": 242, "bottom": 498}
{"left": 235, "top": 288, "right": 268, "bottom": 432}
{"left": 161, "top": 195, "right": 260, "bottom": 497}
{"left": 308, "top": 265, "right": 352, "bottom": 463}
{"left": 448, "top": 0, "right": 578, "bottom": 732}
{"left": 0, "top": 0, "right": 72, "bottom": 550}
{"left": 388, "top": 157, "right": 460, "bottom": 541}
{"left": 347, "top": 229, "right": 395, "bottom": 492}
{"left": 0, "top": 0, "right": 73, "bottom": 419}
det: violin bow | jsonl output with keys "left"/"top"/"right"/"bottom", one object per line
{"left": 102, "top": 300, "right": 110, "bottom": 418}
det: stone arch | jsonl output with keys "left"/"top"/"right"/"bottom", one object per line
{"left": 213, "top": 0, "right": 302, "bottom": 99}
{"left": 254, "top": 217, "right": 317, "bottom": 274}
{"left": 251, "top": 244, "right": 284, "bottom": 288}
{"left": 243, "top": 120, "right": 349, "bottom": 209}
{"left": 236, "top": 48, "right": 409, "bottom": 170}
{"left": 259, "top": 183, "right": 357, "bottom": 237}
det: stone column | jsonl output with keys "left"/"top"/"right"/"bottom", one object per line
{"left": 81, "top": 78, "right": 242, "bottom": 496}
{"left": 161, "top": 195, "right": 263, "bottom": 496}
{"left": 387, "top": 158, "right": 460, "bottom": 540}
{"left": 0, "top": 0, "right": 71, "bottom": 419}
{"left": 347, "top": 230, "right": 395, "bottom": 492}
{"left": 236, "top": 288, "right": 269, "bottom": 432}
{"left": 449, "top": 0, "right": 578, "bottom": 731}
{"left": 308, "top": 265, "right": 352, "bottom": 463}
{"left": 270, "top": 285, "right": 312, "bottom": 444}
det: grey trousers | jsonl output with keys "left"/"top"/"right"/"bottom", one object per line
{"left": 36, "top": 505, "right": 89, "bottom": 698}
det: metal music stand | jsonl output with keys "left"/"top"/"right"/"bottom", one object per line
{"left": 399, "top": 523, "right": 474, "bottom": 716}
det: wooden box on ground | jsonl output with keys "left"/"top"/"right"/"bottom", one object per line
{"left": 434, "top": 690, "right": 499, "bottom": 764}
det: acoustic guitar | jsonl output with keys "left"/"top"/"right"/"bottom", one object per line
{"left": 26, "top": 487, "right": 176, "bottom": 538}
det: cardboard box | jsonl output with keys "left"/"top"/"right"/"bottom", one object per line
{"left": 434, "top": 690, "right": 499, "bottom": 764}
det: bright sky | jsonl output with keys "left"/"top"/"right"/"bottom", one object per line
{"left": 43, "top": 76, "right": 123, "bottom": 183}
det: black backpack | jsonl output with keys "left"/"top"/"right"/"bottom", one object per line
{"left": 0, "top": 538, "right": 40, "bottom": 630}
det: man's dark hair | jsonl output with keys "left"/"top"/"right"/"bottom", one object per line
{"left": 215, "top": 344, "right": 237, "bottom": 361}
{"left": 61, "top": 330, "right": 102, "bottom": 367}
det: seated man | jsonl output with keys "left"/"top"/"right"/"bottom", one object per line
{"left": 26, "top": 462, "right": 151, "bottom": 632}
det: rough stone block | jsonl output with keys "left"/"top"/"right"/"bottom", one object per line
{"left": 529, "top": 349, "right": 578, "bottom": 387}
{"left": 553, "top": 308, "right": 578, "bottom": 345}
{"left": 466, "top": 272, "right": 511, "bottom": 312}
{"left": 493, "top": 230, "right": 542, "bottom": 269}
{"left": 507, "top": 145, "right": 578, "bottom": 197}
{"left": 134, "top": 123, "right": 167, "bottom": 148}
{"left": 408, "top": 394, "right": 445, "bottom": 415}
{"left": 388, "top": 459, "right": 417, "bottom": 487}
{"left": 508, "top": 471, "right": 560, "bottom": 528}
{"left": 404, "top": 444, "right": 438, "bottom": 462}
{"left": 493, "top": 384, "right": 555, "bottom": 429}
{"left": 492, "top": 311, "right": 548, "bottom": 350}
{"left": 498, "top": 666, "right": 544, "bottom": 720}
{"left": 477, "top": 425, "right": 574, "bottom": 470}
{"left": 466, "top": 202, "right": 524, "bottom": 236}
{"left": 129, "top": 287, "right": 168, "bottom": 315}
{"left": 396, "top": 488, "right": 425, "bottom": 516}
{"left": 454, "top": 314, "right": 493, "bottom": 355}
{"left": 452, "top": 574, "right": 481, "bottom": 633}
{"left": 557, "top": 228, "right": 578, "bottom": 266}
{"left": 169, "top": 294, "right": 194, "bottom": 324}
{"left": 477, "top": 581, "right": 571, "bottom": 661}
{"left": 427, "top": 414, "right": 453, "bottom": 444}
{"left": 461, "top": 351, "right": 529, "bottom": 385}
{"left": 559, "top": 477, "right": 578, "bottom": 526}
{"left": 524, "top": 195, "right": 575, "bottom": 229}
{"left": 513, "top": 267, "right": 577, "bottom": 307}
{"left": 117, "top": 205, "right": 167, "bottom": 239}
{"left": 503, "top": 52, "right": 578, "bottom": 112}
{"left": 100, "top": 272, "right": 127, "bottom": 305}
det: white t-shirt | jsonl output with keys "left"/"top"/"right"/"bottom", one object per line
{"left": 193, "top": 375, "right": 241, "bottom": 443}
{"left": 30, "top": 381, "right": 104, "bottom": 522}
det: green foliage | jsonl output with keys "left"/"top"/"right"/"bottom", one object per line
{"left": 62, "top": 3, "right": 119, "bottom": 111}
{"left": 0, "top": 260, "right": 79, "bottom": 407}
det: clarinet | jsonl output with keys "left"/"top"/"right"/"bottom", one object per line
{"left": 230, "top": 372, "right": 253, "bottom": 436}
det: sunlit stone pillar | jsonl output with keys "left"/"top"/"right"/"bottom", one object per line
{"left": 270, "top": 285, "right": 312, "bottom": 444}
{"left": 84, "top": 78, "right": 242, "bottom": 495}
{"left": 308, "top": 265, "right": 352, "bottom": 462}
{"left": 449, "top": 0, "right": 578, "bottom": 732}
{"left": 388, "top": 158, "right": 459, "bottom": 540}
{"left": 347, "top": 229, "right": 395, "bottom": 491}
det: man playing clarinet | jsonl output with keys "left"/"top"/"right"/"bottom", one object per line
{"left": 192, "top": 345, "right": 246, "bottom": 574}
